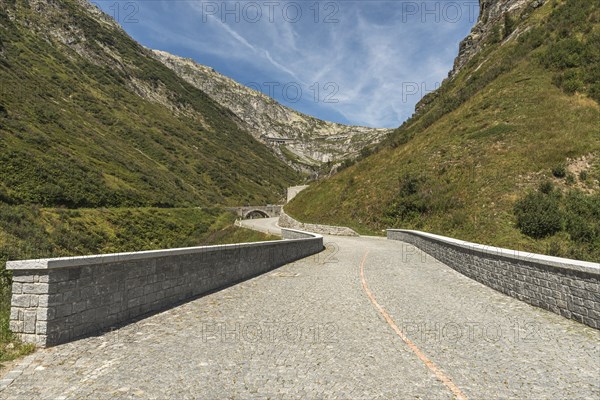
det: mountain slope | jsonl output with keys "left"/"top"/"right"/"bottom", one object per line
{"left": 152, "top": 50, "right": 392, "bottom": 174}
{"left": 0, "top": 0, "right": 300, "bottom": 208}
{"left": 287, "top": 0, "right": 600, "bottom": 261}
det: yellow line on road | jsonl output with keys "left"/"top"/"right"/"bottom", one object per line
{"left": 359, "top": 250, "right": 468, "bottom": 400}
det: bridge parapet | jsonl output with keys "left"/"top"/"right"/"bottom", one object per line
{"left": 388, "top": 229, "right": 600, "bottom": 330}
{"left": 227, "top": 205, "right": 282, "bottom": 219}
{"left": 7, "top": 229, "right": 323, "bottom": 347}
{"left": 279, "top": 209, "right": 358, "bottom": 236}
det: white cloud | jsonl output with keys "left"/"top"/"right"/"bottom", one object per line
{"left": 117, "top": 1, "right": 477, "bottom": 127}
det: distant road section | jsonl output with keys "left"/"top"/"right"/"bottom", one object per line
{"left": 239, "top": 217, "right": 283, "bottom": 236}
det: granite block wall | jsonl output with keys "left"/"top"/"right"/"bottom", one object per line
{"left": 8, "top": 229, "right": 323, "bottom": 347}
{"left": 387, "top": 229, "right": 600, "bottom": 329}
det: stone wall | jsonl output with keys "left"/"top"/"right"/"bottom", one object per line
{"left": 387, "top": 229, "right": 600, "bottom": 329}
{"left": 7, "top": 229, "right": 323, "bottom": 347}
{"left": 279, "top": 209, "right": 358, "bottom": 236}
{"left": 227, "top": 205, "right": 282, "bottom": 219}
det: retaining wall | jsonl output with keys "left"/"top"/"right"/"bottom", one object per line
{"left": 279, "top": 209, "right": 358, "bottom": 236}
{"left": 387, "top": 229, "right": 600, "bottom": 329}
{"left": 7, "top": 229, "right": 323, "bottom": 347}
{"left": 286, "top": 185, "right": 309, "bottom": 203}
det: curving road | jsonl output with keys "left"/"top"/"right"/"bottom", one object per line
{"left": 1, "top": 218, "right": 599, "bottom": 399}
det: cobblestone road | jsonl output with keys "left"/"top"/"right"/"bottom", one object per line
{"left": 1, "top": 218, "right": 598, "bottom": 399}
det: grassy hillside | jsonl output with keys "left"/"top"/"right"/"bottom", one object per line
{"left": 0, "top": 0, "right": 300, "bottom": 208}
{"left": 287, "top": 0, "right": 600, "bottom": 261}
{"left": 0, "top": 206, "right": 278, "bottom": 363}
{"left": 0, "top": 0, "right": 295, "bottom": 361}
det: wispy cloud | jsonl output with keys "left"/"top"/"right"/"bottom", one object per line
{"left": 264, "top": 50, "right": 303, "bottom": 83}
{"left": 97, "top": 0, "right": 478, "bottom": 127}
{"left": 207, "top": 14, "right": 257, "bottom": 52}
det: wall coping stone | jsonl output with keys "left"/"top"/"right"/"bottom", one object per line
{"left": 7, "top": 228, "right": 322, "bottom": 271}
{"left": 387, "top": 229, "right": 599, "bottom": 275}
{"left": 279, "top": 209, "right": 358, "bottom": 236}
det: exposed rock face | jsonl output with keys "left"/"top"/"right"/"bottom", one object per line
{"left": 449, "top": 0, "right": 544, "bottom": 79}
{"left": 415, "top": 0, "right": 544, "bottom": 114}
{"left": 152, "top": 50, "right": 392, "bottom": 174}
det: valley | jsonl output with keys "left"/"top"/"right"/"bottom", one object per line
{"left": 0, "top": 0, "right": 599, "bottom": 396}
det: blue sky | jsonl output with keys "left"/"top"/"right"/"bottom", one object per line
{"left": 93, "top": 1, "right": 479, "bottom": 128}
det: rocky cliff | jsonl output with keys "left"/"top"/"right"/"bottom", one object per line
{"left": 416, "top": 0, "right": 546, "bottom": 114}
{"left": 152, "top": 50, "right": 392, "bottom": 175}
{"left": 450, "top": 0, "right": 545, "bottom": 78}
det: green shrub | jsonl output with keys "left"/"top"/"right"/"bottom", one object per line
{"left": 579, "top": 170, "right": 588, "bottom": 181}
{"left": 359, "top": 146, "right": 373, "bottom": 158}
{"left": 537, "top": 0, "right": 600, "bottom": 100}
{"left": 566, "top": 213, "right": 596, "bottom": 243}
{"left": 564, "top": 191, "right": 600, "bottom": 244}
{"left": 519, "top": 26, "right": 546, "bottom": 49}
{"left": 552, "top": 164, "right": 567, "bottom": 178}
{"left": 562, "top": 77, "right": 583, "bottom": 94}
{"left": 385, "top": 174, "right": 431, "bottom": 224}
{"left": 539, "top": 181, "right": 555, "bottom": 194}
{"left": 590, "top": 83, "right": 600, "bottom": 103}
{"left": 553, "top": 70, "right": 585, "bottom": 94}
{"left": 541, "top": 38, "right": 585, "bottom": 69}
{"left": 489, "top": 25, "right": 502, "bottom": 44}
{"left": 504, "top": 13, "right": 516, "bottom": 39}
{"left": 514, "top": 191, "right": 563, "bottom": 238}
